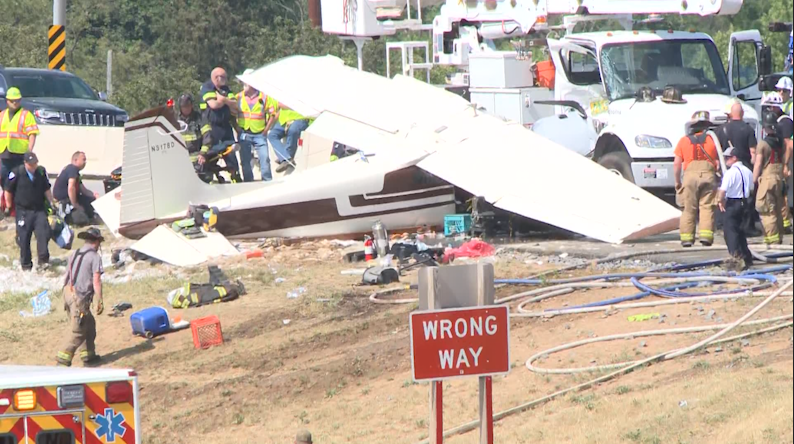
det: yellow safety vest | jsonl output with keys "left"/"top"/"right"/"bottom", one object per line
{"left": 237, "top": 92, "right": 267, "bottom": 134}
{"left": 0, "top": 109, "right": 39, "bottom": 154}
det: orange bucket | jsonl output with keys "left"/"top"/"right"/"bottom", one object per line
{"left": 536, "top": 60, "right": 555, "bottom": 89}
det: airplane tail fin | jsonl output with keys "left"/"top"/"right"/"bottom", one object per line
{"left": 119, "top": 106, "right": 220, "bottom": 228}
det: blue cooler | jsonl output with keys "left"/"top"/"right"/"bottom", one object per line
{"left": 130, "top": 307, "right": 170, "bottom": 339}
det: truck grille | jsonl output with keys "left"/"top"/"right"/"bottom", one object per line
{"left": 61, "top": 112, "right": 117, "bottom": 127}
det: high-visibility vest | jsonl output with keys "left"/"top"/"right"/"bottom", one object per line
{"left": 784, "top": 100, "right": 793, "bottom": 118}
{"left": 237, "top": 92, "right": 267, "bottom": 134}
{"left": 0, "top": 109, "right": 38, "bottom": 154}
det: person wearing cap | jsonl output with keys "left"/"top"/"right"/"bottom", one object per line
{"left": 295, "top": 430, "right": 313, "bottom": 444}
{"left": 716, "top": 100, "right": 759, "bottom": 235}
{"left": 235, "top": 69, "right": 275, "bottom": 182}
{"left": 718, "top": 147, "right": 754, "bottom": 269}
{"left": 673, "top": 111, "right": 720, "bottom": 247}
{"left": 3, "top": 151, "right": 57, "bottom": 271}
{"left": 56, "top": 227, "right": 105, "bottom": 367}
{"left": 199, "top": 67, "right": 242, "bottom": 183}
{"left": 52, "top": 151, "right": 99, "bottom": 226}
{"left": 775, "top": 76, "right": 792, "bottom": 117}
{"left": 0, "top": 87, "right": 40, "bottom": 213}
{"left": 753, "top": 112, "right": 788, "bottom": 245}
{"left": 174, "top": 93, "right": 213, "bottom": 170}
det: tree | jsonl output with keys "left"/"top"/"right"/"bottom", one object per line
{"left": 1, "top": 0, "right": 791, "bottom": 115}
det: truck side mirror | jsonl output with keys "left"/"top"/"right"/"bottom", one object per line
{"left": 98, "top": 91, "right": 108, "bottom": 101}
{"left": 759, "top": 45, "right": 773, "bottom": 77}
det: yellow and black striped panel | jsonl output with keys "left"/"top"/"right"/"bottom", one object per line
{"left": 48, "top": 25, "right": 66, "bottom": 71}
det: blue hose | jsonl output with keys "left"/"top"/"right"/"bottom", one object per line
{"left": 495, "top": 257, "right": 792, "bottom": 312}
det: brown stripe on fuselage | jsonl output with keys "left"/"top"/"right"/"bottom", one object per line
{"left": 118, "top": 199, "right": 453, "bottom": 239}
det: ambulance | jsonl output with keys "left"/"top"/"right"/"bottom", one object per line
{"left": 0, "top": 366, "right": 140, "bottom": 444}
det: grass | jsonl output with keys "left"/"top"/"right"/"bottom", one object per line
{"left": 0, "top": 291, "right": 37, "bottom": 313}
{"left": 1, "top": 233, "right": 791, "bottom": 444}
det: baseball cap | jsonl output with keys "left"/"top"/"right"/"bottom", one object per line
{"left": 775, "top": 76, "right": 793, "bottom": 91}
{"left": 295, "top": 430, "right": 313, "bottom": 443}
{"left": 23, "top": 152, "right": 38, "bottom": 164}
{"left": 723, "top": 147, "right": 737, "bottom": 158}
{"left": 5, "top": 87, "right": 22, "bottom": 101}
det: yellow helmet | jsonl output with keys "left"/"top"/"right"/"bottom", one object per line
{"left": 5, "top": 87, "right": 22, "bottom": 100}
{"left": 722, "top": 97, "right": 741, "bottom": 114}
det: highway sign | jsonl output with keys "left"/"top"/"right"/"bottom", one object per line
{"left": 410, "top": 305, "right": 510, "bottom": 382}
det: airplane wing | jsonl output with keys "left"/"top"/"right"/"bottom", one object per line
{"left": 239, "top": 56, "right": 680, "bottom": 244}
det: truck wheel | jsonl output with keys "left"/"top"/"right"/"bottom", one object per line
{"left": 598, "top": 152, "right": 635, "bottom": 183}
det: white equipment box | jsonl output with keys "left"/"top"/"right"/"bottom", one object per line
{"left": 469, "top": 87, "right": 554, "bottom": 127}
{"left": 468, "top": 52, "right": 534, "bottom": 88}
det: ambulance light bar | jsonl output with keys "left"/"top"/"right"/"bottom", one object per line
{"left": 13, "top": 390, "right": 37, "bottom": 411}
{"left": 57, "top": 385, "right": 85, "bottom": 409}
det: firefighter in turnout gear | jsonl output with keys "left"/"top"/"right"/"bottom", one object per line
{"left": 57, "top": 227, "right": 105, "bottom": 367}
{"left": 753, "top": 112, "right": 787, "bottom": 245}
{"left": 174, "top": 94, "right": 212, "bottom": 173}
{"left": 674, "top": 111, "right": 720, "bottom": 247}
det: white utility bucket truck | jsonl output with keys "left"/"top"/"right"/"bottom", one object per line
{"left": 319, "top": 0, "right": 772, "bottom": 196}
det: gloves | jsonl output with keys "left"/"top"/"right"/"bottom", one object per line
{"left": 96, "top": 299, "right": 104, "bottom": 316}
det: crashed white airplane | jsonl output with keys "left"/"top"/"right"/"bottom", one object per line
{"left": 95, "top": 55, "right": 680, "bottom": 244}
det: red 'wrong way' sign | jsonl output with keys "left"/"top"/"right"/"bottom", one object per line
{"left": 410, "top": 305, "right": 510, "bottom": 381}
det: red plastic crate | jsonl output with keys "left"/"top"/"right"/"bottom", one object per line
{"left": 191, "top": 315, "right": 224, "bottom": 349}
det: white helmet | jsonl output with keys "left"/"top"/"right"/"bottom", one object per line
{"left": 775, "top": 76, "right": 793, "bottom": 92}
{"left": 762, "top": 92, "right": 784, "bottom": 109}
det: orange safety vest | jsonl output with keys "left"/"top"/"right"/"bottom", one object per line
{"left": 237, "top": 92, "right": 267, "bottom": 134}
{"left": 0, "top": 108, "right": 37, "bottom": 154}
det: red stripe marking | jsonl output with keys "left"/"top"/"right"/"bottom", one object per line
{"left": 84, "top": 384, "right": 136, "bottom": 444}
{"left": 10, "top": 418, "right": 25, "bottom": 440}
{"left": 36, "top": 388, "right": 102, "bottom": 444}
{"left": 0, "top": 389, "right": 13, "bottom": 415}
{"left": 26, "top": 415, "right": 42, "bottom": 440}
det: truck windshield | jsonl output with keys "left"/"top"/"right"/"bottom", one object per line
{"left": 600, "top": 39, "right": 730, "bottom": 101}
{"left": 7, "top": 73, "right": 98, "bottom": 100}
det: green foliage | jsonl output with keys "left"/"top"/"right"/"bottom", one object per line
{"left": 1, "top": 0, "right": 791, "bottom": 115}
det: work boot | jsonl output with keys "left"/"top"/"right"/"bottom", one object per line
{"left": 681, "top": 241, "right": 693, "bottom": 248}
{"left": 700, "top": 240, "right": 712, "bottom": 247}
{"left": 56, "top": 351, "right": 73, "bottom": 367}
{"left": 36, "top": 262, "right": 50, "bottom": 272}
{"left": 82, "top": 354, "right": 102, "bottom": 367}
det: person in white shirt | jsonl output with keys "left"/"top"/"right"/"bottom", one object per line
{"left": 718, "top": 147, "right": 755, "bottom": 269}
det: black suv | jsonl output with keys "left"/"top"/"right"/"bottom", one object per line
{"left": 0, "top": 66, "right": 128, "bottom": 126}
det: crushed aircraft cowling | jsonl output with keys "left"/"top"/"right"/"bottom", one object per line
{"left": 237, "top": 55, "right": 680, "bottom": 243}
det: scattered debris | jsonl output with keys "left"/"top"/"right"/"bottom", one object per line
{"left": 679, "top": 400, "right": 688, "bottom": 408}
{"left": 131, "top": 225, "right": 240, "bottom": 267}
{"left": 287, "top": 287, "right": 308, "bottom": 299}
{"left": 275, "top": 277, "right": 287, "bottom": 284}
{"left": 19, "top": 291, "right": 51, "bottom": 318}
{"left": 628, "top": 313, "right": 661, "bottom": 322}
